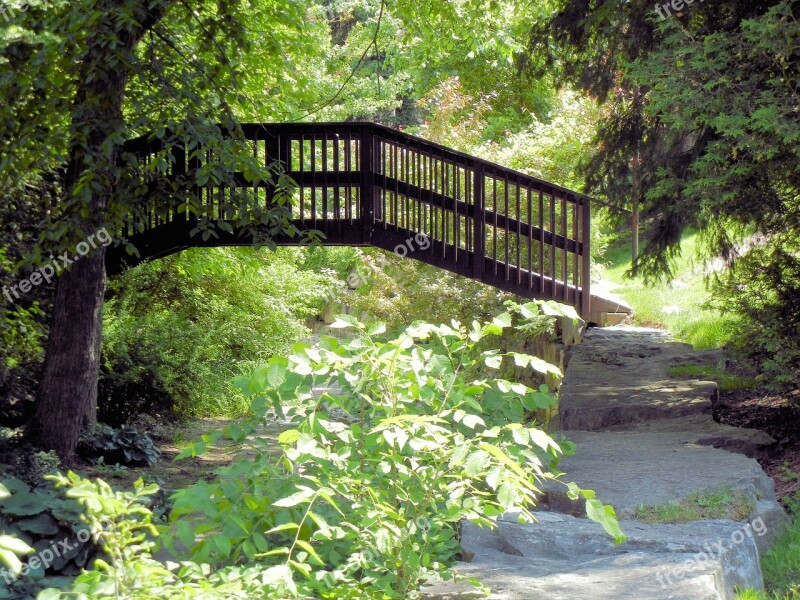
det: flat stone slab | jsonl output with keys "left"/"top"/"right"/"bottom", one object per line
{"left": 423, "top": 511, "right": 766, "bottom": 600}
{"left": 559, "top": 327, "right": 718, "bottom": 431}
{"left": 548, "top": 430, "right": 777, "bottom": 517}
{"left": 606, "top": 414, "right": 777, "bottom": 459}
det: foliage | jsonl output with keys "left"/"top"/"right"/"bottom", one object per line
{"left": 101, "top": 247, "right": 334, "bottom": 422}
{"left": 710, "top": 239, "right": 800, "bottom": 390}
{"left": 0, "top": 429, "right": 61, "bottom": 488}
{"left": 78, "top": 425, "right": 161, "bottom": 468}
{"left": 600, "top": 232, "right": 740, "bottom": 350}
{"left": 160, "top": 310, "right": 621, "bottom": 598}
{"left": 0, "top": 476, "right": 105, "bottom": 598}
{"left": 531, "top": 1, "right": 800, "bottom": 382}
{"left": 341, "top": 248, "right": 511, "bottom": 331}
{"left": 476, "top": 90, "right": 603, "bottom": 192}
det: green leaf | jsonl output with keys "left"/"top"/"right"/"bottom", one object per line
{"left": 268, "top": 363, "right": 286, "bottom": 389}
{"left": 464, "top": 450, "right": 489, "bottom": 477}
{"left": 586, "top": 499, "right": 626, "bottom": 544}
{"left": 330, "top": 315, "right": 360, "bottom": 329}
{"left": 0, "top": 492, "right": 47, "bottom": 516}
{"left": 484, "top": 354, "right": 502, "bottom": 369}
{"left": 15, "top": 514, "right": 59, "bottom": 535}
{"left": 212, "top": 535, "right": 232, "bottom": 556}
{"left": 462, "top": 414, "right": 485, "bottom": 430}
{"left": 295, "top": 539, "right": 324, "bottom": 565}
{"left": 278, "top": 429, "right": 301, "bottom": 445}
{"left": 274, "top": 487, "right": 315, "bottom": 508}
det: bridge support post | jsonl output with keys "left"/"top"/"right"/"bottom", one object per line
{"left": 360, "top": 126, "right": 374, "bottom": 244}
{"left": 473, "top": 162, "right": 485, "bottom": 280}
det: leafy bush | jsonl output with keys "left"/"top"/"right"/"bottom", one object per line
{"left": 0, "top": 476, "right": 105, "bottom": 598}
{"left": 711, "top": 239, "right": 800, "bottom": 390}
{"left": 78, "top": 424, "right": 161, "bottom": 468}
{"left": 343, "top": 248, "right": 511, "bottom": 330}
{"left": 101, "top": 247, "right": 335, "bottom": 422}
{"left": 160, "top": 309, "right": 622, "bottom": 598}
{"left": 0, "top": 429, "right": 61, "bottom": 488}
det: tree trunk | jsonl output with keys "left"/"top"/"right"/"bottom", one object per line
{"left": 33, "top": 252, "right": 106, "bottom": 457}
{"left": 30, "top": 0, "right": 172, "bottom": 459}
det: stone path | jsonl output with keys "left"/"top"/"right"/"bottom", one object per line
{"left": 424, "top": 326, "right": 790, "bottom": 600}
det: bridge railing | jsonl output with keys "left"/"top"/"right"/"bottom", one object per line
{"left": 121, "top": 122, "right": 591, "bottom": 316}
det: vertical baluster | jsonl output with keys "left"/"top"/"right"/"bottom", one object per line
{"left": 516, "top": 183, "right": 521, "bottom": 283}
{"left": 322, "top": 135, "right": 329, "bottom": 231}
{"left": 527, "top": 188, "right": 533, "bottom": 289}
{"left": 550, "top": 192, "right": 557, "bottom": 299}
{"left": 473, "top": 163, "right": 485, "bottom": 280}
{"left": 416, "top": 145, "right": 422, "bottom": 234}
{"left": 391, "top": 141, "right": 396, "bottom": 228}
{"left": 429, "top": 153, "right": 434, "bottom": 244}
{"left": 299, "top": 136, "right": 305, "bottom": 221}
{"left": 561, "top": 195, "right": 568, "bottom": 302}
{"left": 404, "top": 145, "right": 410, "bottom": 233}
{"left": 580, "top": 197, "right": 592, "bottom": 318}
{"left": 310, "top": 136, "right": 317, "bottom": 226}
{"left": 504, "top": 175, "right": 509, "bottom": 280}
{"left": 346, "top": 134, "right": 353, "bottom": 222}
{"left": 443, "top": 158, "right": 449, "bottom": 254}
{"left": 572, "top": 198, "right": 579, "bottom": 305}
{"left": 492, "top": 177, "right": 498, "bottom": 275}
{"left": 334, "top": 136, "right": 341, "bottom": 233}
{"left": 538, "top": 189, "right": 545, "bottom": 296}
{"left": 454, "top": 165, "right": 460, "bottom": 261}
{"left": 359, "top": 126, "right": 374, "bottom": 243}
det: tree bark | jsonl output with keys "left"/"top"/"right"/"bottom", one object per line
{"left": 30, "top": 0, "right": 172, "bottom": 459}
{"left": 33, "top": 252, "right": 106, "bottom": 457}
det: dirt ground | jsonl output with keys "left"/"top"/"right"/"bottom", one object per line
{"left": 715, "top": 388, "right": 800, "bottom": 506}
{"left": 78, "top": 418, "right": 244, "bottom": 492}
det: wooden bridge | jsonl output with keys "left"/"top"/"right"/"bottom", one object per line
{"left": 108, "top": 122, "right": 599, "bottom": 319}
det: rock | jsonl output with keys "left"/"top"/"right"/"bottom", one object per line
{"left": 547, "top": 430, "right": 777, "bottom": 517}
{"left": 749, "top": 500, "right": 791, "bottom": 555}
{"left": 559, "top": 328, "right": 719, "bottom": 431}
{"left": 606, "top": 414, "right": 777, "bottom": 459}
{"left": 422, "top": 511, "right": 765, "bottom": 599}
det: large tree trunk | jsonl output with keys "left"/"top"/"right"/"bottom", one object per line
{"left": 33, "top": 252, "right": 106, "bottom": 457}
{"left": 30, "top": 0, "right": 172, "bottom": 459}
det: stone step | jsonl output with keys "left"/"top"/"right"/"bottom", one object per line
{"left": 545, "top": 430, "right": 778, "bottom": 518}
{"left": 606, "top": 414, "right": 776, "bottom": 459}
{"left": 422, "top": 511, "right": 769, "bottom": 600}
{"left": 559, "top": 327, "right": 720, "bottom": 431}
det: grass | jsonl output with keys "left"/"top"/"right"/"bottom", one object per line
{"left": 632, "top": 486, "right": 755, "bottom": 524}
{"left": 667, "top": 364, "right": 757, "bottom": 392}
{"left": 597, "top": 231, "right": 740, "bottom": 349}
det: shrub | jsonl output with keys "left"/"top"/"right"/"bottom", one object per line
{"left": 0, "top": 476, "right": 105, "bottom": 598}
{"left": 160, "top": 308, "right": 622, "bottom": 598}
{"left": 101, "top": 247, "right": 335, "bottom": 422}
{"left": 711, "top": 239, "right": 800, "bottom": 390}
{"left": 77, "top": 424, "right": 161, "bottom": 468}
